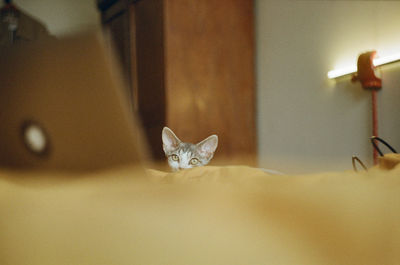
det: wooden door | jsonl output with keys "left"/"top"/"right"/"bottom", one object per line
{"left": 164, "top": 0, "right": 256, "bottom": 164}
{"left": 99, "top": 0, "right": 256, "bottom": 165}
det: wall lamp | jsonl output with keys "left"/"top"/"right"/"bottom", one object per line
{"left": 328, "top": 50, "right": 400, "bottom": 165}
{"left": 327, "top": 52, "right": 400, "bottom": 79}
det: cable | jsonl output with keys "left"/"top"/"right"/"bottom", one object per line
{"left": 371, "top": 90, "right": 378, "bottom": 164}
{"left": 371, "top": 136, "right": 398, "bottom": 156}
{"left": 352, "top": 155, "right": 368, "bottom": 172}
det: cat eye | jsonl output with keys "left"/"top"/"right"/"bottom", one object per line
{"left": 189, "top": 158, "right": 199, "bottom": 165}
{"left": 171, "top": 154, "right": 179, "bottom": 161}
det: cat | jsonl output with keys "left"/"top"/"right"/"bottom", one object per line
{"left": 162, "top": 127, "right": 218, "bottom": 171}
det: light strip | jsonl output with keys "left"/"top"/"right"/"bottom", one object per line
{"left": 373, "top": 52, "right": 400, "bottom": 66}
{"left": 327, "top": 66, "right": 357, "bottom": 79}
{"left": 327, "top": 52, "right": 400, "bottom": 79}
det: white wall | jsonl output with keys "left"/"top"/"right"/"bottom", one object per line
{"left": 13, "top": 0, "right": 100, "bottom": 36}
{"left": 256, "top": 0, "right": 400, "bottom": 173}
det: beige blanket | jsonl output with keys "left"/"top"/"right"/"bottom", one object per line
{"left": 0, "top": 165, "right": 399, "bottom": 265}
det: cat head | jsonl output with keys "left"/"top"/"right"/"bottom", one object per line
{"left": 162, "top": 127, "right": 218, "bottom": 171}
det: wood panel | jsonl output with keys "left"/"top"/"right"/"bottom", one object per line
{"left": 164, "top": 0, "right": 256, "bottom": 162}
{"left": 134, "top": 0, "right": 166, "bottom": 160}
{"left": 99, "top": 0, "right": 256, "bottom": 164}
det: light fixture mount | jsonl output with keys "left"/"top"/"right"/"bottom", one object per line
{"left": 351, "top": 51, "right": 381, "bottom": 90}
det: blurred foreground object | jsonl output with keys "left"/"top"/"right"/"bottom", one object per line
{"left": 0, "top": 32, "right": 147, "bottom": 171}
{"left": 0, "top": 165, "right": 400, "bottom": 264}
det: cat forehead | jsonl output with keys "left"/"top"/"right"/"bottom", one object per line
{"left": 164, "top": 142, "right": 198, "bottom": 156}
{"left": 176, "top": 142, "right": 198, "bottom": 153}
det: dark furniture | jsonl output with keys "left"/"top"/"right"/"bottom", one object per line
{"left": 98, "top": 0, "right": 256, "bottom": 164}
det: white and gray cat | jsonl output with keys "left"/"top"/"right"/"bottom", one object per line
{"left": 162, "top": 127, "right": 218, "bottom": 171}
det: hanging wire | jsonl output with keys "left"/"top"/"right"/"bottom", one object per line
{"left": 371, "top": 90, "right": 379, "bottom": 164}
{"left": 370, "top": 136, "right": 397, "bottom": 157}
{"left": 352, "top": 155, "right": 368, "bottom": 172}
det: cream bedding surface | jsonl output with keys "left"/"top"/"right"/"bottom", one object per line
{"left": 0, "top": 165, "right": 399, "bottom": 265}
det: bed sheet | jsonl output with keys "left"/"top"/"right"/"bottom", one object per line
{"left": 0, "top": 165, "right": 399, "bottom": 265}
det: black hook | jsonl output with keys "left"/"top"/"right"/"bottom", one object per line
{"left": 352, "top": 155, "right": 368, "bottom": 172}
{"left": 4, "top": 0, "right": 12, "bottom": 4}
{"left": 370, "top": 136, "right": 397, "bottom": 157}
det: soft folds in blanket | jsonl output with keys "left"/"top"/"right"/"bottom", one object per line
{"left": 0, "top": 165, "right": 399, "bottom": 265}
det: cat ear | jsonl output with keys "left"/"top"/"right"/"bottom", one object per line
{"left": 162, "top": 127, "right": 181, "bottom": 153}
{"left": 197, "top": 135, "right": 218, "bottom": 159}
